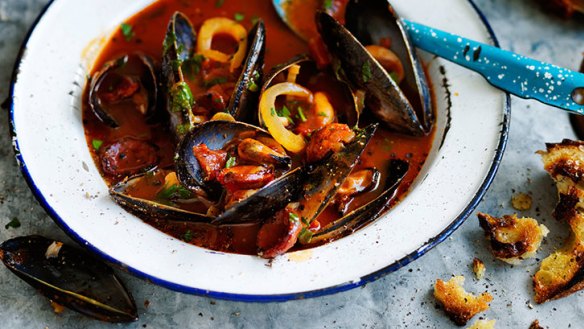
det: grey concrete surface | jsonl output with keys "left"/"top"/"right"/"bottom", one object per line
{"left": 1, "top": 0, "right": 583, "bottom": 328}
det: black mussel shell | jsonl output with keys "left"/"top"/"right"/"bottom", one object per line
{"left": 298, "top": 123, "right": 378, "bottom": 223}
{"left": 308, "top": 159, "right": 409, "bottom": 245}
{"left": 89, "top": 54, "right": 158, "bottom": 128}
{"left": 317, "top": 6, "right": 433, "bottom": 136}
{"left": 176, "top": 120, "right": 291, "bottom": 198}
{"left": 227, "top": 20, "right": 266, "bottom": 123}
{"left": 213, "top": 167, "right": 306, "bottom": 225}
{"left": 110, "top": 170, "right": 214, "bottom": 224}
{"left": 162, "top": 12, "right": 198, "bottom": 139}
{"left": 0, "top": 235, "right": 137, "bottom": 323}
{"left": 162, "top": 12, "right": 266, "bottom": 139}
{"left": 260, "top": 54, "right": 359, "bottom": 128}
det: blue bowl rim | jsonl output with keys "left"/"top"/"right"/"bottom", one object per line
{"left": 8, "top": 0, "right": 510, "bottom": 303}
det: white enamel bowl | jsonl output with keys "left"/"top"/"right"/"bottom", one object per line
{"left": 9, "top": 0, "right": 509, "bottom": 301}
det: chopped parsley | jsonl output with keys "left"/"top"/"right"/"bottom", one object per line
{"left": 204, "top": 77, "right": 228, "bottom": 88}
{"left": 183, "top": 54, "right": 205, "bottom": 79}
{"left": 120, "top": 23, "right": 135, "bottom": 42}
{"left": 289, "top": 212, "right": 300, "bottom": 223}
{"left": 250, "top": 15, "right": 260, "bottom": 25}
{"left": 157, "top": 184, "right": 193, "bottom": 201}
{"left": 215, "top": 0, "right": 225, "bottom": 8}
{"left": 4, "top": 217, "right": 21, "bottom": 229}
{"left": 91, "top": 139, "right": 104, "bottom": 151}
{"left": 247, "top": 80, "right": 258, "bottom": 92}
{"left": 225, "top": 156, "right": 236, "bottom": 168}
{"left": 163, "top": 30, "right": 177, "bottom": 54}
{"left": 318, "top": 111, "right": 329, "bottom": 117}
{"left": 362, "top": 61, "right": 372, "bottom": 83}
{"left": 323, "top": 0, "right": 333, "bottom": 10}
{"left": 296, "top": 106, "right": 307, "bottom": 122}
{"left": 183, "top": 230, "right": 193, "bottom": 242}
{"left": 171, "top": 82, "right": 194, "bottom": 113}
{"left": 277, "top": 105, "right": 294, "bottom": 124}
{"left": 298, "top": 227, "right": 313, "bottom": 244}
{"left": 389, "top": 71, "right": 399, "bottom": 83}
{"left": 234, "top": 12, "right": 245, "bottom": 22}
{"left": 176, "top": 123, "right": 191, "bottom": 136}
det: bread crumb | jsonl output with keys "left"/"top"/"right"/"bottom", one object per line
{"left": 467, "top": 319, "right": 496, "bottom": 329}
{"left": 434, "top": 275, "right": 493, "bottom": 326}
{"left": 529, "top": 319, "right": 543, "bottom": 329}
{"left": 478, "top": 213, "right": 548, "bottom": 264}
{"left": 511, "top": 192, "right": 532, "bottom": 211}
{"left": 472, "top": 258, "right": 486, "bottom": 280}
{"left": 50, "top": 300, "right": 65, "bottom": 314}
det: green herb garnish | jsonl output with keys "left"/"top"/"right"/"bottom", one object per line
{"left": 323, "top": 0, "right": 333, "bottom": 10}
{"left": 225, "top": 156, "right": 236, "bottom": 168}
{"left": 92, "top": 139, "right": 104, "bottom": 151}
{"left": 298, "top": 227, "right": 313, "bottom": 244}
{"left": 157, "top": 184, "right": 193, "bottom": 201}
{"left": 4, "top": 217, "right": 21, "bottom": 229}
{"left": 234, "top": 13, "right": 245, "bottom": 22}
{"left": 362, "top": 61, "right": 372, "bottom": 83}
{"left": 171, "top": 82, "right": 194, "bottom": 113}
{"left": 247, "top": 80, "right": 258, "bottom": 92}
{"left": 176, "top": 123, "right": 191, "bottom": 136}
{"left": 389, "top": 71, "right": 399, "bottom": 83}
{"left": 183, "top": 54, "right": 205, "bottom": 79}
{"left": 163, "top": 30, "right": 177, "bottom": 54}
{"left": 277, "top": 105, "right": 294, "bottom": 124}
{"left": 215, "top": 0, "right": 225, "bottom": 8}
{"left": 297, "top": 106, "right": 307, "bottom": 122}
{"left": 204, "top": 77, "right": 228, "bottom": 88}
{"left": 289, "top": 212, "right": 300, "bottom": 223}
{"left": 183, "top": 230, "right": 193, "bottom": 242}
{"left": 120, "top": 23, "right": 135, "bottom": 41}
{"left": 250, "top": 15, "right": 260, "bottom": 25}
{"left": 318, "top": 111, "right": 329, "bottom": 117}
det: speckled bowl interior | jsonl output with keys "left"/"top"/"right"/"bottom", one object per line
{"left": 10, "top": 0, "right": 508, "bottom": 301}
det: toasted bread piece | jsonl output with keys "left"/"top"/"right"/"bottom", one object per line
{"left": 467, "top": 319, "right": 496, "bottom": 329}
{"left": 434, "top": 276, "right": 493, "bottom": 326}
{"left": 529, "top": 320, "right": 544, "bottom": 329}
{"left": 511, "top": 192, "right": 532, "bottom": 211}
{"left": 472, "top": 258, "right": 486, "bottom": 280}
{"left": 535, "top": 140, "right": 584, "bottom": 303}
{"left": 477, "top": 213, "right": 548, "bottom": 264}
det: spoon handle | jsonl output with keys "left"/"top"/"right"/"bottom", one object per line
{"left": 403, "top": 19, "right": 584, "bottom": 113}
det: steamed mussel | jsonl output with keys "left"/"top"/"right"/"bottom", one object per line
{"left": 162, "top": 12, "right": 266, "bottom": 139}
{"left": 89, "top": 54, "right": 158, "bottom": 128}
{"left": 0, "top": 236, "right": 137, "bottom": 323}
{"left": 81, "top": 1, "right": 434, "bottom": 259}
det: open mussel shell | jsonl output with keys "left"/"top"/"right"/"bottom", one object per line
{"left": 89, "top": 53, "right": 158, "bottom": 128}
{"left": 308, "top": 159, "right": 409, "bottom": 245}
{"left": 110, "top": 171, "right": 214, "bottom": 224}
{"left": 0, "top": 235, "right": 137, "bottom": 323}
{"left": 298, "top": 123, "right": 378, "bottom": 223}
{"left": 176, "top": 120, "right": 291, "bottom": 198}
{"left": 162, "top": 12, "right": 266, "bottom": 139}
{"left": 162, "top": 12, "right": 198, "bottom": 139}
{"left": 213, "top": 167, "right": 306, "bottom": 225}
{"left": 228, "top": 19, "right": 266, "bottom": 123}
{"left": 260, "top": 54, "right": 359, "bottom": 128}
{"left": 316, "top": 6, "right": 432, "bottom": 136}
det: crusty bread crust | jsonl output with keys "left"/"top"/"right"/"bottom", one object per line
{"left": 434, "top": 276, "right": 493, "bottom": 326}
{"left": 477, "top": 213, "right": 548, "bottom": 264}
{"left": 535, "top": 140, "right": 584, "bottom": 303}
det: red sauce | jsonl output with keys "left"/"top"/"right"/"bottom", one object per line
{"left": 83, "top": 0, "right": 435, "bottom": 255}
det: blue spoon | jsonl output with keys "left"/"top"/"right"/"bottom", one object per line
{"left": 272, "top": 0, "right": 584, "bottom": 113}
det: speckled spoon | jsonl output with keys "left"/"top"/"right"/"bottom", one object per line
{"left": 273, "top": 0, "right": 584, "bottom": 113}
